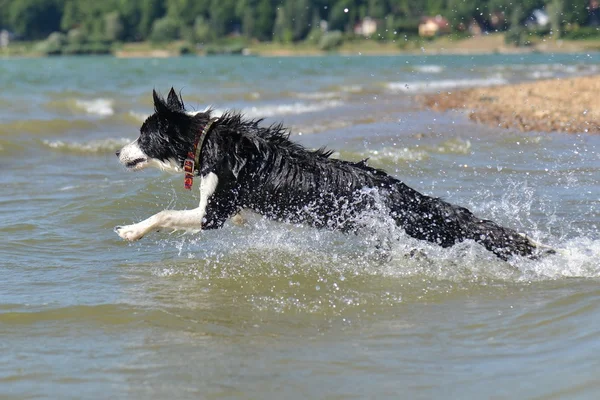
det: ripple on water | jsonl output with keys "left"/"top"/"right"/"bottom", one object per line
{"left": 41, "top": 137, "right": 131, "bottom": 154}
{"left": 0, "top": 119, "right": 98, "bottom": 136}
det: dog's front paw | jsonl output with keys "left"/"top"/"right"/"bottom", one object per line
{"left": 114, "top": 224, "right": 146, "bottom": 241}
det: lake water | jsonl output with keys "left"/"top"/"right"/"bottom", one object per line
{"left": 1, "top": 53, "right": 599, "bottom": 399}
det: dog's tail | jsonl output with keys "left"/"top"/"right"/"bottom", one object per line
{"left": 388, "top": 187, "right": 552, "bottom": 260}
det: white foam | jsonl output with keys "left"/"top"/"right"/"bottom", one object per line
{"left": 294, "top": 91, "right": 341, "bottom": 100}
{"left": 43, "top": 138, "right": 130, "bottom": 153}
{"left": 340, "top": 85, "right": 363, "bottom": 93}
{"left": 240, "top": 101, "right": 343, "bottom": 118}
{"left": 529, "top": 70, "right": 556, "bottom": 79}
{"left": 129, "top": 101, "right": 339, "bottom": 122}
{"left": 414, "top": 65, "right": 444, "bottom": 74}
{"left": 387, "top": 76, "right": 508, "bottom": 93}
{"left": 75, "top": 98, "right": 114, "bottom": 117}
{"left": 128, "top": 111, "right": 149, "bottom": 122}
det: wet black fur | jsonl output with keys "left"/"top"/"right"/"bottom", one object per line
{"left": 138, "top": 88, "right": 541, "bottom": 260}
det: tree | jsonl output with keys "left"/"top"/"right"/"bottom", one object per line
{"left": 193, "top": 16, "right": 211, "bottom": 42}
{"left": 547, "top": 0, "right": 563, "bottom": 38}
{"left": 9, "top": 0, "right": 63, "bottom": 39}
{"left": 328, "top": 0, "right": 353, "bottom": 32}
{"left": 273, "top": 6, "right": 292, "bottom": 42}
{"left": 209, "top": 0, "right": 239, "bottom": 38}
{"left": 289, "top": 0, "right": 313, "bottom": 41}
{"left": 104, "top": 11, "right": 124, "bottom": 41}
{"left": 117, "top": 0, "right": 142, "bottom": 41}
{"left": 139, "top": 0, "right": 166, "bottom": 39}
{"left": 562, "top": 0, "right": 587, "bottom": 27}
{"left": 149, "top": 17, "right": 181, "bottom": 42}
{"left": 368, "top": 0, "right": 388, "bottom": 19}
{"left": 255, "top": 0, "right": 275, "bottom": 40}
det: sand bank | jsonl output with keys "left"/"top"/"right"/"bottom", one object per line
{"left": 420, "top": 75, "right": 600, "bottom": 134}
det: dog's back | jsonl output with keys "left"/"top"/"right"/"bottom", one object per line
{"left": 210, "top": 117, "right": 537, "bottom": 260}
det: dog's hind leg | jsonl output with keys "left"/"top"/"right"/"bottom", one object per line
{"left": 115, "top": 172, "right": 219, "bottom": 241}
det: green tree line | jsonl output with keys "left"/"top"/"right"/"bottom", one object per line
{"left": 0, "top": 0, "right": 593, "bottom": 43}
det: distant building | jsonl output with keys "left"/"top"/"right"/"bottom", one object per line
{"left": 354, "top": 17, "right": 378, "bottom": 37}
{"left": 320, "top": 20, "right": 328, "bottom": 32}
{"left": 489, "top": 11, "right": 506, "bottom": 30}
{"left": 525, "top": 9, "right": 550, "bottom": 28}
{"left": 468, "top": 20, "right": 483, "bottom": 36}
{"left": 418, "top": 16, "right": 451, "bottom": 37}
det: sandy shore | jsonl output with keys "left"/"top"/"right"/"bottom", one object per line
{"left": 420, "top": 75, "right": 600, "bottom": 134}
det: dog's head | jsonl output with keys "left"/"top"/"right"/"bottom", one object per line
{"left": 117, "top": 88, "right": 199, "bottom": 173}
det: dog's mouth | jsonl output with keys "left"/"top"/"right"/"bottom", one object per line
{"left": 125, "top": 158, "right": 147, "bottom": 169}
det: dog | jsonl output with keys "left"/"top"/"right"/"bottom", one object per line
{"left": 115, "top": 88, "right": 549, "bottom": 260}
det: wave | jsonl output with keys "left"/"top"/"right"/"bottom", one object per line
{"left": 127, "top": 110, "right": 149, "bottom": 122}
{"left": 0, "top": 119, "right": 97, "bottom": 136}
{"left": 293, "top": 91, "right": 342, "bottom": 100}
{"left": 340, "top": 84, "right": 364, "bottom": 93}
{"left": 42, "top": 137, "right": 130, "bottom": 154}
{"left": 387, "top": 76, "right": 508, "bottom": 93}
{"left": 45, "top": 97, "right": 115, "bottom": 117}
{"left": 74, "top": 98, "right": 114, "bottom": 117}
{"left": 129, "top": 100, "right": 343, "bottom": 122}
{"left": 331, "top": 138, "right": 471, "bottom": 167}
{"left": 0, "top": 304, "right": 168, "bottom": 325}
{"left": 431, "top": 137, "right": 472, "bottom": 154}
{"left": 413, "top": 64, "right": 444, "bottom": 74}
{"left": 210, "top": 101, "right": 343, "bottom": 119}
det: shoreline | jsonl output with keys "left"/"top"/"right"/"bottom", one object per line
{"left": 4, "top": 34, "right": 600, "bottom": 58}
{"left": 420, "top": 75, "right": 600, "bottom": 134}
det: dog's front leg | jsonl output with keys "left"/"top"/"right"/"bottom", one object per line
{"left": 115, "top": 172, "right": 219, "bottom": 241}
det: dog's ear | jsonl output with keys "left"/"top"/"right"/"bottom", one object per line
{"left": 153, "top": 89, "right": 171, "bottom": 115}
{"left": 167, "top": 87, "right": 185, "bottom": 111}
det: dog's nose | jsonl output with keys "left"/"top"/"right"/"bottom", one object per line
{"left": 115, "top": 150, "right": 121, "bottom": 157}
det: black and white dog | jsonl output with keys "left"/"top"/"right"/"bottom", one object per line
{"left": 115, "top": 88, "right": 547, "bottom": 260}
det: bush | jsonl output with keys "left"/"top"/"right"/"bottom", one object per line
{"left": 62, "top": 43, "right": 85, "bottom": 55}
{"left": 318, "top": 30, "right": 343, "bottom": 51}
{"left": 204, "top": 43, "right": 245, "bottom": 55}
{"left": 149, "top": 17, "right": 181, "bottom": 43}
{"left": 34, "top": 32, "right": 66, "bottom": 55}
{"left": 526, "top": 26, "right": 552, "bottom": 38}
{"left": 178, "top": 42, "right": 195, "bottom": 55}
{"left": 83, "top": 41, "right": 112, "bottom": 54}
{"left": 305, "top": 27, "right": 323, "bottom": 45}
{"left": 562, "top": 27, "right": 600, "bottom": 40}
{"left": 392, "top": 19, "right": 420, "bottom": 36}
{"left": 505, "top": 27, "right": 528, "bottom": 46}
{"left": 193, "top": 16, "right": 211, "bottom": 43}
{"left": 67, "top": 28, "right": 85, "bottom": 44}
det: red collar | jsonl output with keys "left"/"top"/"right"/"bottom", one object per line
{"left": 183, "top": 117, "right": 219, "bottom": 190}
